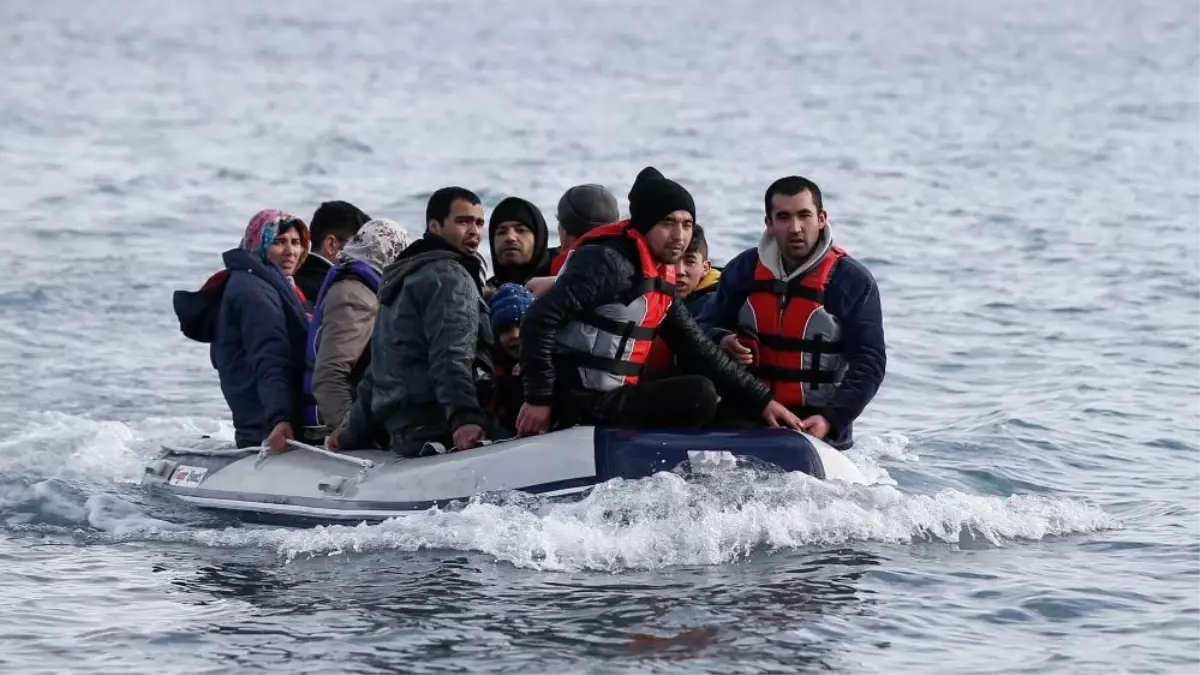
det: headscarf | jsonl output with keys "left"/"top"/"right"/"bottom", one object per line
{"left": 241, "top": 209, "right": 310, "bottom": 268}
{"left": 337, "top": 218, "right": 412, "bottom": 271}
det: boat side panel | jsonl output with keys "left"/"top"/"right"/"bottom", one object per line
{"left": 594, "top": 428, "right": 826, "bottom": 480}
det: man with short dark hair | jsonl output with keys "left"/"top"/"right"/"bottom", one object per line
{"left": 295, "top": 200, "right": 372, "bottom": 301}
{"left": 333, "top": 187, "right": 501, "bottom": 455}
{"left": 698, "top": 175, "right": 886, "bottom": 449}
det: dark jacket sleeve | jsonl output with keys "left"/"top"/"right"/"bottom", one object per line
{"left": 697, "top": 249, "right": 756, "bottom": 341}
{"left": 658, "top": 302, "right": 773, "bottom": 412}
{"left": 520, "top": 245, "right": 634, "bottom": 405}
{"left": 234, "top": 275, "right": 295, "bottom": 429}
{"left": 412, "top": 262, "right": 489, "bottom": 431}
{"left": 821, "top": 257, "right": 887, "bottom": 432}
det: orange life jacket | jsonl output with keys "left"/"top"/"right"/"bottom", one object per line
{"left": 738, "top": 245, "right": 847, "bottom": 408}
{"left": 554, "top": 221, "right": 676, "bottom": 391}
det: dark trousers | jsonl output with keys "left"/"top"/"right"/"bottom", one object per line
{"left": 560, "top": 375, "right": 720, "bottom": 429}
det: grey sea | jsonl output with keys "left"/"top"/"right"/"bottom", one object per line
{"left": 1, "top": 0, "right": 1197, "bottom": 673}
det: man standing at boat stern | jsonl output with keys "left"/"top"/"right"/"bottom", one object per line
{"left": 697, "top": 176, "right": 886, "bottom": 450}
{"left": 334, "top": 187, "right": 502, "bottom": 455}
{"left": 514, "top": 167, "right": 804, "bottom": 435}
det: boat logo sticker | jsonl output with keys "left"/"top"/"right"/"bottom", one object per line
{"left": 169, "top": 465, "right": 208, "bottom": 487}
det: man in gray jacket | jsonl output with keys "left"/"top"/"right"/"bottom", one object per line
{"left": 332, "top": 187, "right": 500, "bottom": 455}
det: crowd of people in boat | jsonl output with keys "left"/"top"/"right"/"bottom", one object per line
{"left": 173, "top": 167, "right": 887, "bottom": 456}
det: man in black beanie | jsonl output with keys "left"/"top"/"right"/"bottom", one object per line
{"left": 515, "top": 167, "right": 804, "bottom": 435}
{"left": 543, "top": 184, "right": 621, "bottom": 276}
{"left": 295, "top": 200, "right": 372, "bottom": 302}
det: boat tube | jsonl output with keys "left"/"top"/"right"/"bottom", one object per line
{"left": 141, "top": 427, "right": 867, "bottom": 526}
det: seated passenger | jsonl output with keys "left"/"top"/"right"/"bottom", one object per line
{"left": 295, "top": 200, "right": 372, "bottom": 302}
{"left": 544, "top": 183, "right": 621, "bottom": 275}
{"left": 485, "top": 197, "right": 549, "bottom": 297}
{"left": 332, "top": 187, "right": 503, "bottom": 455}
{"left": 697, "top": 175, "right": 886, "bottom": 449}
{"left": 640, "top": 224, "right": 722, "bottom": 380}
{"left": 301, "top": 219, "right": 412, "bottom": 441}
{"left": 173, "top": 210, "right": 311, "bottom": 450}
{"left": 514, "top": 167, "right": 804, "bottom": 434}
{"left": 489, "top": 283, "right": 534, "bottom": 434}
{"left": 675, "top": 224, "right": 721, "bottom": 316}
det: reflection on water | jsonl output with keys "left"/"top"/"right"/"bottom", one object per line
{"left": 153, "top": 547, "right": 882, "bottom": 670}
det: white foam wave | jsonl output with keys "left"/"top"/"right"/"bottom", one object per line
{"left": 121, "top": 459, "right": 1118, "bottom": 573}
{"left": 0, "top": 411, "right": 233, "bottom": 484}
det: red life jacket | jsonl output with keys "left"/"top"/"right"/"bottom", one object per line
{"left": 549, "top": 246, "right": 571, "bottom": 275}
{"left": 738, "top": 245, "right": 847, "bottom": 408}
{"left": 554, "top": 221, "right": 676, "bottom": 391}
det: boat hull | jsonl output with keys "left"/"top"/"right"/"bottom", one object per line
{"left": 142, "top": 427, "right": 865, "bottom": 526}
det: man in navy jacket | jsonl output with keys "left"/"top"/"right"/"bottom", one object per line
{"left": 697, "top": 176, "right": 886, "bottom": 449}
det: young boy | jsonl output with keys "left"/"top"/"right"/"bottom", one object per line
{"left": 489, "top": 283, "right": 533, "bottom": 434}
{"left": 675, "top": 224, "right": 721, "bottom": 317}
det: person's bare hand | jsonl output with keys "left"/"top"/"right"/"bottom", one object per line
{"left": 720, "top": 335, "right": 754, "bottom": 366}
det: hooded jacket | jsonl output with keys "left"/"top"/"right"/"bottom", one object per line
{"left": 696, "top": 225, "right": 886, "bottom": 449}
{"left": 486, "top": 197, "right": 549, "bottom": 290}
{"left": 339, "top": 233, "right": 493, "bottom": 449}
{"left": 308, "top": 219, "right": 412, "bottom": 430}
{"left": 173, "top": 248, "right": 310, "bottom": 447}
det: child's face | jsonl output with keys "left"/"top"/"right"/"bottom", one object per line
{"left": 499, "top": 325, "right": 521, "bottom": 359}
{"left": 675, "top": 251, "right": 711, "bottom": 299}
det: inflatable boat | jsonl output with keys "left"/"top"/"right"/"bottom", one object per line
{"left": 141, "top": 427, "right": 866, "bottom": 526}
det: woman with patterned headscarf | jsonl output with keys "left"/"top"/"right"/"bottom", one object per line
{"left": 302, "top": 218, "right": 412, "bottom": 440}
{"left": 173, "top": 209, "right": 312, "bottom": 451}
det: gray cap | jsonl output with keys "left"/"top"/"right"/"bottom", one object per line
{"left": 556, "top": 184, "right": 620, "bottom": 237}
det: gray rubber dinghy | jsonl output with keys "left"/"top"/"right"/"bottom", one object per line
{"left": 142, "top": 427, "right": 867, "bottom": 526}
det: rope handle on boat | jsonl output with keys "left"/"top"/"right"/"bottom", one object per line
{"left": 283, "top": 438, "right": 375, "bottom": 469}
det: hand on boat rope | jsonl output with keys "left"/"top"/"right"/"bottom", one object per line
{"left": 265, "top": 422, "right": 294, "bottom": 452}
{"left": 798, "top": 414, "right": 831, "bottom": 438}
{"left": 452, "top": 424, "right": 486, "bottom": 450}
{"left": 762, "top": 401, "right": 803, "bottom": 431}
{"left": 515, "top": 403, "right": 552, "bottom": 436}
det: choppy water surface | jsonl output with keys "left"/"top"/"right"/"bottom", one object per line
{"left": 1, "top": 0, "right": 1197, "bottom": 672}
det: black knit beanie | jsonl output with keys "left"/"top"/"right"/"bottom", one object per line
{"left": 627, "top": 167, "right": 696, "bottom": 232}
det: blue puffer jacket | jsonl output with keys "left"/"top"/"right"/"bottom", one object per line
{"left": 174, "top": 249, "right": 310, "bottom": 447}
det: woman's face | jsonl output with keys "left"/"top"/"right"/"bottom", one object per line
{"left": 267, "top": 228, "right": 305, "bottom": 275}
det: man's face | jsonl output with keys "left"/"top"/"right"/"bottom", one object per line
{"left": 319, "top": 234, "right": 346, "bottom": 260}
{"left": 675, "top": 250, "right": 711, "bottom": 299}
{"left": 493, "top": 221, "right": 536, "bottom": 267}
{"left": 766, "top": 189, "right": 827, "bottom": 262}
{"left": 645, "top": 210, "right": 693, "bottom": 265}
{"left": 499, "top": 325, "right": 521, "bottom": 359}
{"left": 430, "top": 199, "right": 485, "bottom": 254}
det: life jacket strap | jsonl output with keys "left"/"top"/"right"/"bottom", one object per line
{"left": 746, "top": 278, "right": 825, "bottom": 303}
{"left": 758, "top": 334, "right": 844, "bottom": 353}
{"left": 576, "top": 312, "right": 659, "bottom": 341}
{"left": 752, "top": 363, "right": 841, "bottom": 384}
{"left": 566, "top": 352, "right": 645, "bottom": 377}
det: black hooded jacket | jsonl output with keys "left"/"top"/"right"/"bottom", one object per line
{"left": 519, "top": 235, "right": 773, "bottom": 412}
{"left": 486, "top": 197, "right": 549, "bottom": 289}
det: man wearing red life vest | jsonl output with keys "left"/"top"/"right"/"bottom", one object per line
{"left": 515, "top": 167, "right": 804, "bottom": 435}
{"left": 697, "top": 176, "right": 887, "bottom": 449}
